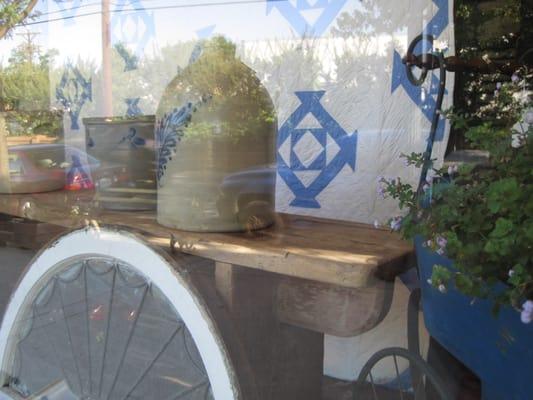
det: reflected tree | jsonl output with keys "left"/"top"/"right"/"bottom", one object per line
{"left": 158, "top": 36, "right": 276, "bottom": 141}
{"left": 0, "top": 0, "right": 41, "bottom": 193}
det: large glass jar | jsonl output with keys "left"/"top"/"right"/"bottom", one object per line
{"left": 156, "top": 37, "right": 276, "bottom": 232}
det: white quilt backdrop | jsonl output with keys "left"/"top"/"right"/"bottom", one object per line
{"left": 241, "top": 0, "right": 455, "bottom": 225}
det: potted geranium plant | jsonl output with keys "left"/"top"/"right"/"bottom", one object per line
{"left": 377, "top": 75, "right": 532, "bottom": 399}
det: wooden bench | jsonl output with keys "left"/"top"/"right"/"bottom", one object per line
{"left": 0, "top": 191, "right": 413, "bottom": 399}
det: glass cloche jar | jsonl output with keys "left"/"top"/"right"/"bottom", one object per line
{"left": 156, "top": 37, "right": 277, "bottom": 232}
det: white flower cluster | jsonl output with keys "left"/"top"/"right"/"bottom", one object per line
{"left": 521, "top": 300, "right": 533, "bottom": 324}
{"left": 512, "top": 109, "right": 531, "bottom": 148}
{"left": 510, "top": 74, "right": 532, "bottom": 149}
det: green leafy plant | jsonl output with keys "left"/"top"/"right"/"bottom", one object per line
{"left": 378, "top": 75, "right": 533, "bottom": 321}
{"left": 0, "top": 0, "right": 39, "bottom": 40}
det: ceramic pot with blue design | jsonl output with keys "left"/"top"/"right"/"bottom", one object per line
{"left": 156, "top": 37, "right": 276, "bottom": 232}
{"left": 83, "top": 115, "right": 156, "bottom": 210}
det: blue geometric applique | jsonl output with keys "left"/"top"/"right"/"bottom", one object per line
{"left": 290, "top": 129, "right": 327, "bottom": 171}
{"left": 391, "top": 51, "right": 447, "bottom": 142}
{"left": 266, "top": 0, "right": 348, "bottom": 36}
{"left": 277, "top": 91, "right": 357, "bottom": 208}
{"left": 125, "top": 98, "right": 142, "bottom": 117}
{"left": 53, "top": 0, "right": 83, "bottom": 26}
{"left": 423, "top": 0, "right": 449, "bottom": 38}
{"left": 296, "top": 0, "right": 331, "bottom": 10}
{"left": 111, "top": 0, "right": 155, "bottom": 58}
{"left": 56, "top": 65, "right": 92, "bottom": 130}
{"left": 115, "top": 43, "right": 139, "bottom": 71}
{"left": 390, "top": 0, "right": 449, "bottom": 142}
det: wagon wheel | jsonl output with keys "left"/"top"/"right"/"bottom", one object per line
{"left": 354, "top": 347, "right": 451, "bottom": 400}
{"left": 0, "top": 227, "right": 241, "bottom": 400}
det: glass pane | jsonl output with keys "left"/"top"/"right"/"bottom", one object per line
{"left": 0, "top": 1, "right": 530, "bottom": 399}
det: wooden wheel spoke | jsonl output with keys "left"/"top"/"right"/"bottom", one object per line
{"left": 121, "top": 323, "right": 184, "bottom": 400}
{"left": 57, "top": 277, "right": 84, "bottom": 396}
{"left": 98, "top": 266, "right": 117, "bottom": 398}
{"left": 393, "top": 354, "right": 404, "bottom": 400}
{"left": 105, "top": 283, "right": 149, "bottom": 400}
{"left": 83, "top": 263, "right": 93, "bottom": 396}
{"left": 368, "top": 372, "right": 379, "bottom": 400}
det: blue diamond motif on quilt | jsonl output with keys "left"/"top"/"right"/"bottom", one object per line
{"left": 266, "top": 0, "right": 348, "bottom": 36}
{"left": 278, "top": 91, "right": 357, "bottom": 208}
{"left": 290, "top": 129, "right": 327, "bottom": 171}
{"left": 390, "top": 0, "right": 449, "bottom": 142}
{"left": 111, "top": 0, "right": 155, "bottom": 58}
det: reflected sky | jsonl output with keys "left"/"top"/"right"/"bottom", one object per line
{"left": 1, "top": 0, "right": 363, "bottom": 66}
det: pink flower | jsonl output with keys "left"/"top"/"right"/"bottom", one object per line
{"left": 496, "top": 82, "right": 502, "bottom": 90}
{"left": 511, "top": 73, "right": 519, "bottom": 83}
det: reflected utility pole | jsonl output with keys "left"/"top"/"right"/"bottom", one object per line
{"left": 15, "top": 31, "right": 41, "bottom": 65}
{"left": 102, "top": 0, "right": 113, "bottom": 116}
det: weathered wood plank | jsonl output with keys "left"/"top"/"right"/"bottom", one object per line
{"left": 276, "top": 277, "right": 394, "bottom": 337}
{"left": 0, "top": 193, "right": 413, "bottom": 288}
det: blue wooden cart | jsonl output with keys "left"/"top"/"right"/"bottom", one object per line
{"left": 415, "top": 238, "right": 533, "bottom": 400}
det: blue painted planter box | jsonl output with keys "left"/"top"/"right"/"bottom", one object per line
{"left": 415, "top": 237, "right": 533, "bottom": 400}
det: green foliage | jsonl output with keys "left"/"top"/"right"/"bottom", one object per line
{"left": 380, "top": 78, "right": 533, "bottom": 313}
{"left": 157, "top": 36, "right": 276, "bottom": 142}
{"left": 0, "top": 39, "right": 61, "bottom": 137}
{"left": 0, "top": 0, "right": 39, "bottom": 39}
